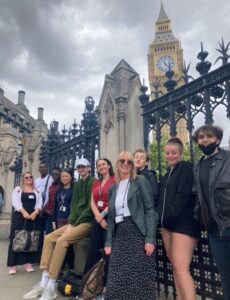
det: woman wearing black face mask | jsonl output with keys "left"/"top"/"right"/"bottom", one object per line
{"left": 193, "top": 124, "right": 230, "bottom": 300}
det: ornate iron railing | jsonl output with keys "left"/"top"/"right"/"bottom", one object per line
{"left": 40, "top": 96, "right": 99, "bottom": 175}
{"left": 140, "top": 40, "right": 230, "bottom": 300}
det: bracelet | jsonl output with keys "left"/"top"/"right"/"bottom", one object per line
{"left": 100, "top": 210, "right": 108, "bottom": 217}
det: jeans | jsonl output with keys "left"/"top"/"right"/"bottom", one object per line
{"left": 209, "top": 224, "right": 230, "bottom": 300}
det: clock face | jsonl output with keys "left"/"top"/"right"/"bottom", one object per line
{"left": 156, "top": 55, "right": 175, "bottom": 72}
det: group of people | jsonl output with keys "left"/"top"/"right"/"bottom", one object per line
{"left": 5, "top": 124, "right": 230, "bottom": 300}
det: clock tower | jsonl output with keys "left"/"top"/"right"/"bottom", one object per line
{"left": 148, "top": 2, "right": 188, "bottom": 144}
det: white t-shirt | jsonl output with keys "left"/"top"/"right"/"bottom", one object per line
{"left": 35, "top": 175, "right": 53, "bottom": 207}
{"left": 115, "top": 178, "right": 131, "bottom": 217}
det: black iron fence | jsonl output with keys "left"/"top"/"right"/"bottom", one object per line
{"left": 40, "top": 96, "right": 99, "bottom": 176}
{"left": 10, "top": 155, "right": 23, "bottom": 187}
{"left": 140, "top": 40, "right": 230, "bottom": 300}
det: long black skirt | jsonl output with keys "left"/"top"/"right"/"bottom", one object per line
{"left": 105, "top": 217, "right": 156, "bottom": 300}
{"left": 7, "top": 211, "right": 42, "bottom": 267}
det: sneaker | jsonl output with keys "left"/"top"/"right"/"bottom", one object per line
{"left": 9, "top": 266, "right": 17, "bottom": 274}
{"left": 23, "top": 263, "right": 34, "bottom": 272}
{"left": 40, "top": 288, "right": 57, "bottom": 300}
{"left": 23, "top": 284, "right": 44, "bottom": 299}
{"left": 96, "top": 295, "right": 105, "bottom": 300}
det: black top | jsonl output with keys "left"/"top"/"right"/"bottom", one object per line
{"left": 199, "top": 156, "right": 215, "bottom": 202}
{"left": 158, "top": 161, "right": 196, "bottom": 229}
{"left": 199, "top": 154, "right": 217, "bottom": 227}
{"left": 21, "top": 192, "right": 36, "bottom": 213}
{"left": 137, "top": 167, "right": 159, "bottom": 208}
{"left": 53, "top": 187, "right": 73, "bottom": 221}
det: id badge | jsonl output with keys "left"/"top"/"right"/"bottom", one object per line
{"left": 115, "top": 215, "right": 124, "bottom": 224}
{"left": 29, "top": 194, "right": 35, "bottom": 199}
{"left": 98, "top": 200, "right": 104, "bottom": 208}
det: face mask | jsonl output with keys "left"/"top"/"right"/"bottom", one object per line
{"left": 198, "top": 142, "right": 219, "bottom": 156}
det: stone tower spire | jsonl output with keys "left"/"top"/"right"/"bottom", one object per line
{"left": 148, "top": 2, "right": 188, "bottom": 144}
{"left": 156, "top": 2, "right": 170, "bottom": 23}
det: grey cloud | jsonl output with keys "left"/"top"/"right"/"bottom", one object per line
{"left": 0, "top": 0, "right": 230, "bottom": 138}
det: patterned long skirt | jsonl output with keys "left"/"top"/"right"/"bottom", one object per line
{"left": 105, "top": 217, "right": 156, "bottom": 300}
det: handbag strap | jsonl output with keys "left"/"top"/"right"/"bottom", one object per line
{"left": 22, "top": 219, "right": 35, "bottom": 230}
{"left": 42, "top": 175, "right": 50, "bottom": 204}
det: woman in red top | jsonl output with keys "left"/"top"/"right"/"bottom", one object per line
{"left": 84, "top": 158, "right": 115, "bottom": 286}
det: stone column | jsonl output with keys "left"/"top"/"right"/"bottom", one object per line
{"left": 37, "top": 107, "right": 44, "bottom": 121}
{"left": 116, "top": 97, "right": 127, "bottom": 152}
{"left": 27, "top": 148, "right": 34, "bottom": 171}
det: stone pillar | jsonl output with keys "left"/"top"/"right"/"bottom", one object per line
{"left": 98, "top": 59, "right": 143, "bottom": 164}
{"left": 27, "top": 148, "right": 34, "bottom": 171}
{"left": 37, "top": 107, "right": 44, "bottom": 121}
{"left": 116, "top": 97, "right": 127, "bottom": 152}
{"left": 18, "top": 90, "right": 25, "bottom": 105}
{"left": 3, "top": 162, "right": 11, "bottom": 213}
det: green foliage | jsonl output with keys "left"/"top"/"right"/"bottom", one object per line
{"left": 149, "top": 137, "right": 167, "bottom": 177}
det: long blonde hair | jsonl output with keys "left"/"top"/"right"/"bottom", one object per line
{"left": 115, "top": 151, "right": 136, "bottom": 182}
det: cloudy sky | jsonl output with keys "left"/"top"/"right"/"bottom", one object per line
{"left": 0, "top": 0, "right": 230, "bottom": 144}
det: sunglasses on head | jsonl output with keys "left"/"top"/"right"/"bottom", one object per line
{"left": 24, "top": 176, "right": 33, "bottom": 179}
{"left": 119, "top": 159, "right": 133, "bottom": 166}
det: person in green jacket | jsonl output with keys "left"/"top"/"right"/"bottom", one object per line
{"left": 24, "top": 158, "right": 94, "bottom": 300}
{"left": 104, "top": 151, "right": 158, "bottom": 300}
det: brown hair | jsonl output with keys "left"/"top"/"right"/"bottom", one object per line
{"left": 115, "top": 151, "right": 136, "bottom": 182}
{"left": 192, "top": 125, "right": 223, "bottom": 143}
{"left": 96, "top": 158, "right": 114, "bottom": 180}
{"left": 165, "top": 137, "right": 183, "bottom": 154}
{"left": 133, "top": 148, "right": 149, "bottom": 162}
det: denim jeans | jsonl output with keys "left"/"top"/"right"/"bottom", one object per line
{"left": 209, "top": 224, "right": 230, "bottom": 300}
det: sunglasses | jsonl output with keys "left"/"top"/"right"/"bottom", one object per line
{"left": 119, "top": 159, "right": 133, "bottom": 166}
{"left": 24, "top": 176, "right": 33, "bottom": 179}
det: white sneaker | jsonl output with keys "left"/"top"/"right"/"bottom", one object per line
{"left": 23, "top": 284, "right": 44, "bottom": 299}
{"left": 40, "top": 288, "right": 57, "bottom": 300}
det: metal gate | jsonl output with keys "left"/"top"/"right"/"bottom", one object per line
{"left": 40, "top": 96, "right": 99, "bottom": 175}
{"left": 140, "top": 40, "right": 230, "bottom": 299}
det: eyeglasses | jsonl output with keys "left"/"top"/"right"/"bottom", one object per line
{"left": 24, "top": 176, "right": 33, "bottom": 179}
{"left": 119, "top": 159, "right": 133, "bottom": 166}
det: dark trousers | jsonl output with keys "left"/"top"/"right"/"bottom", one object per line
{"left": 209, "top": 224, "right": 230, "bottom": 300}
{"left": 44, "top": 213, "right": 53, "bottom": 235}
{"left": 84, "top": 218, "right": 109, "bottom": 286}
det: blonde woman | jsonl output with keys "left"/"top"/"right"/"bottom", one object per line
{"left": 7, "top": 172, "right": 43, "bottom": 274}
{"left": 104, "top": 151, "right": 158, "bottom": 300}
{"left": 158, "top": 138, "right": 200, "bottom": 300}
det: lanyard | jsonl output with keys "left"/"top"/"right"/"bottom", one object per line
{"left": 116, "top": 179, "right": 130, "bottom": 214}
{"left": 98, "top": 182, "right": 103, "bottom": 200}
{"left": 58, "top": 189, "right": 68, "bottom": 207}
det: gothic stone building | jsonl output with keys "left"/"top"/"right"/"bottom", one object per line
{"left": 0, "top": 88, "right": 48, "bottom": 219}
